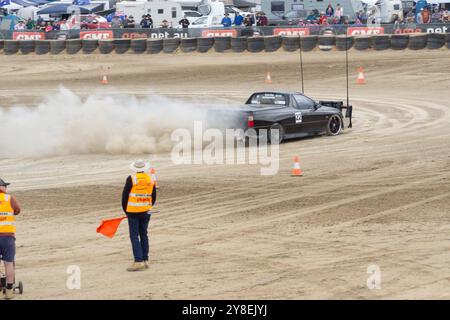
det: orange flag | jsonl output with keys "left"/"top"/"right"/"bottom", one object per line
{"left": 96, "top": 216, "right": 127, "bottom": 238}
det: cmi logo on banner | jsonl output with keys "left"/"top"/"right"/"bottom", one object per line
{"left": 347, "top": 27, "right": 385, "bottom": 36}
{"left": 80, "top": 30, "right": 113, "bottom": 40}
{"left": 273, "top": 28, "right": 310, "bottom": 36}
{"left": 13, "top": 32, "right": 45, "bottom": 40}
{"left": 202, "top": 29, "right": 237, "bottom": 38}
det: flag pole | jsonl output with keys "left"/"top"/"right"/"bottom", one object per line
{"left": 299, "top": 35, "right": 304, "bottom": 94}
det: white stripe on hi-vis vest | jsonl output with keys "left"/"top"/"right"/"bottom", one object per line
{"left": 0, "top": 221, "right": 15, "bottom": 226}
{"left": 0, "top": 212, "right": 14, "bottom": 216}
{"left": 128, "top": 202, "right": 151, "bottom": 207}
{"left": 129, "top": 193, "right": 152, "bottom": 197}
{"left": 4, "top": 194, "right": 10, "bottom": 201}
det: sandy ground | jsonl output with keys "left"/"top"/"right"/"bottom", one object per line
{"left": 1, "top": 48, "right": 450, "bottom": 299}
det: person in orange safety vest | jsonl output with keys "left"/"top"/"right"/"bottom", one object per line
{"left": 0, "top": 178, "right": 21, "bottom": 300}
{"left": 122, "top": 160, "right": 156, "bottom": 272}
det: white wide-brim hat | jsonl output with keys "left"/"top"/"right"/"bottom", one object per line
{"left": 130, "top": 160, "right": 151, "bottom": 172}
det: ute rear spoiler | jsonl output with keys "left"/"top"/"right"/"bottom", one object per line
{"left": 319, "top": 101, "right": 353, "bottom": 129}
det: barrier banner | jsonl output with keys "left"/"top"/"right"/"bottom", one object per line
{"left": 390, "top": 23, "right": 449, "bottom": 34}
{"left": 1, "top": 23, "right": 449, "bottom": 40}
{"left": 201, "top": 29, "right": 238, "bottom": 37}
{"left": 43, "top": 30, "right": 80, "bottom": 40}
{"left": 273, "top": 28, "right": 310, "bottom": 36}
{"left": 347, "top": 27, "right": 385, "bottom": 36}
{"left": 80, "top": 30, "right": 113, "bottom": 40}
{"left": 12, "top": 31, "right": 45, "bottom": 40}
{"left": 116, "top": 28, "right": 190, "bottom": 39}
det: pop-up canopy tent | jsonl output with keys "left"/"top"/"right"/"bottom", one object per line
{"left": 37, "top": 3, "right": 97, "bottom": 14}
{"left": 1, "top": 2, "right": 23, "bottom": 11}
{"left": 26, "top": 0, "right": 49, "bottom": 5}
{"left": 11, "top": 0, "right": 35, "bottom": 7}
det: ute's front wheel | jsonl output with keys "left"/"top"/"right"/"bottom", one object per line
{"left": 326, "top": 115, "right": 342, "bottom": 136}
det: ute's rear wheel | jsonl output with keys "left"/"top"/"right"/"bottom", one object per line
{"left": 268, "top": 123, "right": 285, "bottom": 144}
{"left": 326, "top": 115, "right": 342, "bottom": 136}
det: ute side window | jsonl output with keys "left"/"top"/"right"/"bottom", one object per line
{"left": 293, "top": 94, "right": 316, "bottom": 109}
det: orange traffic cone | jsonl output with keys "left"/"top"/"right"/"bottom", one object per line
{"left": 101, "top": 75, "right": 108, "bottom": 85}
{"left": 356, "top": 67, "right": 365, "bottom": 84}
{"left": 265, "top": 71, "right": 272, "bottom": 84}
{"left": 291, "top": 156, "right": 303, "bottom": 176}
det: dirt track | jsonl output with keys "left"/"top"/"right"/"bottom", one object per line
{"left": 1, "top": 49, "right": 450, "bottom": 299}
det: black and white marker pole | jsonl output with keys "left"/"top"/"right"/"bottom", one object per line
{"left": 299, "top": 35, "right": 304, "bottom": 94}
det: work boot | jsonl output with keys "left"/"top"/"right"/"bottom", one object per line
{"left": 144, "top": 260, "right": 149, "bottom": 269}
{"left": 4, "top": 288, "right": 14, "bottom": 300}
{"left": 126, "top": 262, "right": 145, "bottom": 272}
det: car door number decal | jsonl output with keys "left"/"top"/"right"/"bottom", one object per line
{"left": 295, "top": 112, "right": 302, "bottom": 124}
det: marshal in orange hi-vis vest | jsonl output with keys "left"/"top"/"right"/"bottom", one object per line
{"left": 126, "top": 172, "right": 154, "bottom": 213}
{"left": 0, "top": 193, "right": 15, "bottom": 234}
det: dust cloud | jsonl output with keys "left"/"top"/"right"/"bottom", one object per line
{"left": 1, "top": 86, "right": 208, "bottom": 157}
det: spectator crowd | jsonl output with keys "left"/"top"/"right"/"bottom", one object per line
{"left": 8, "top": 2, "right": 450, "bottom": 33}
{"left": 220, "top": 12, "right": 269, "bottom": 27}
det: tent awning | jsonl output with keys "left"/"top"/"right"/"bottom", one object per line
{"left": 37, "top": 3, "right": 93, "bottom": 14}
{"left": 26, "top": 0, "right": 49, "bottom": 5}
{"left": 11, "top": 0, "right": 35, "bottom": 7}
{"left": 427, "top": 0, "right": 450, "bottom": 4}
{"left": 2, "top": 3, "right": 23, "bottom": 10}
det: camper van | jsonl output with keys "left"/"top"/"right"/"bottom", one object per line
{"left": 189, "top": 0, "right": 229, "bottom": 28}
{"left": 261, "top": 0, "right": 365, "bottom": 24}
{"left": 59, "top": 0, "right": 111, "bottom": 11}
{"left": 363, "top": 0, "right": 404, "bottom": 23}
{"left": 377, "top": 0, "right": 403, "bottom": 23}
{"left": 116, "top": 0, "right": 184, "bottom": 28}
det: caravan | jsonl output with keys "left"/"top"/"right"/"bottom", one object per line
{"left": 363, "top": 0, "right": 404, "bottom": 23}
{"left": 377, "top": 0, "right": 403, "bottom": 23}
{"left": 116, "top": 0, "right": 184, "bottom": 28}
{"left": 188, "top": 0, "right": 227, "bottom": 28}
{"left": 189, "top": 0, "right": 255, "bottom": 28}
{"left": 261, "top": 0, "right": 365, "bottom": 24}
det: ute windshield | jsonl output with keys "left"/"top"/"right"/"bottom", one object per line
{"left": 246, "top": 93, "right": 288, "bottom": 106}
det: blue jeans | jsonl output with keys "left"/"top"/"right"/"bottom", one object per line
{"left": 126, "top": 213, "right": 151, "bottom": 262}
{"left": 0, "top": 236, "right": 15, "bottom": 263}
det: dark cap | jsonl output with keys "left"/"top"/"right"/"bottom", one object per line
{"left": 0, "top": 178, "right": 10, "bottom": 187}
